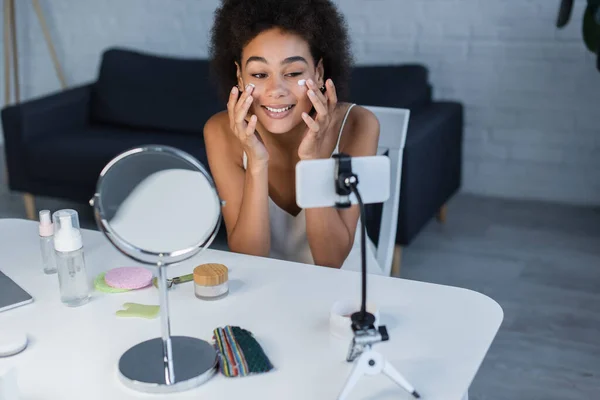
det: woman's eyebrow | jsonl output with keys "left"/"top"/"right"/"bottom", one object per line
{"left": 281, "top": 56, "right": 308, "bottom": 65}
{"left": 246, "top": 56, "right": 268, "bottom": 66}
{"left": 245, "top": 56, "right": 308, "bottom": 66}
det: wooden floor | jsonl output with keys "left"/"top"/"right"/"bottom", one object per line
{"left": 401, "top": 194, "right": 600, "bottom": 400}
{"left": 1, "top": 149, "right": 599, "bottom": 399}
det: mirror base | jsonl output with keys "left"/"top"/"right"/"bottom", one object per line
{"left": 118, "top": 336, "right": 218, "bottom": 393}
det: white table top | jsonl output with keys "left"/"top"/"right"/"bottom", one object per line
{"left": 0, "top": 218, "right": 502, "bottom": 400}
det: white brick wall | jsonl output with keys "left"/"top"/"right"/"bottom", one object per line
{"left": 1, "top": 0, "right": 599, "bottom": 205}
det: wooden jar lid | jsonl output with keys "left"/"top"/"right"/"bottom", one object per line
{"left": 193, "top": 263, "right": 228, "bottom": 286}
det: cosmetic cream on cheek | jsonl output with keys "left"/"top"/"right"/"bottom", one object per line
{"left": 297, "top": 79, "right": 306, "bottom": 86}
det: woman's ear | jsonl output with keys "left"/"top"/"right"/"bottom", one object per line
{"left": 315, "top": 58, "right": 325, "bottom": 88}
{"left": 235, "top": 61, "right": 244, "bottom": 90}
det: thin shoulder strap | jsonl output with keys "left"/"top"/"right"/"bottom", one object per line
{"left": 335, "top": 103, "right": 356, "bottom": 153}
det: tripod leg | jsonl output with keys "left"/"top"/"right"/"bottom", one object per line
{"left": 382, "top": 360, "right": 420, "bottom": 398}
{"left": 338, "top": 354, "right": 369, "bottom": 400}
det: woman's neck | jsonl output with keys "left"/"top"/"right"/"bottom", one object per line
{"left": 256, "top": 121, "right": 306, "bottom": 156}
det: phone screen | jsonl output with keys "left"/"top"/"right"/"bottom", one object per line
{"left": 0, "top": 271, "right": 34, "bottom": 313}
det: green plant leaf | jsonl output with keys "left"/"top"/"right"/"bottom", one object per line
{"left": 583, "top": 4, "right": 600, "bottom": 53}
{"left": 556, "top": 0, "right": 574, "bottom": 28}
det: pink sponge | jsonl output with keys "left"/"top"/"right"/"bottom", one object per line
{"left": 104, "top": 267, "right": 153, "bottom": 290}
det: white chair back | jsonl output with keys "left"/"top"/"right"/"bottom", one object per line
{"left": 363, "top": 106, "right": 410, "bottom": 276}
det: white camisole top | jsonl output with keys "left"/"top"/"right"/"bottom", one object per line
{"left": 243, "top": 104, "right": 380, "bottom": 273}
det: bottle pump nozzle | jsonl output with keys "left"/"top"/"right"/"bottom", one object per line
{"left": 53, "top": 209, "right": 83, "bottom": 252}
{"left": 39, "top": 210, "right": 54, "bottom": 237}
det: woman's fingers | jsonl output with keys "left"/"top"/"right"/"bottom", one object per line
{"left": 307, "top": 79, "right": 327, "bottom": 106}
{"left": 227, "top": 86, "right": 239, "bottom": 128}
{"left": 245, "top": 114, "right": 258, "bottom": 138}
{"left": 325, "top": 79, "right": 338, "bottom": 113}
{"left": 235, "top": 94, "right": 253, "bottom": 126}
{"left": 233, "top": 85, "right": 254, "bottom": 138}
{"left": 226, "top": 85, "right": 263, "bottom": 158}
{"left": 235, "top": 84, "right": 254, "bottom": 115}
{"left": 307, "top": 88, "right": 328, "bottom": 119}
{"left": 302, "top": 112, "right": 320, "bottom": 136}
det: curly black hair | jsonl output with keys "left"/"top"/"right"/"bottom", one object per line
{"left": 208, "top": 0, "right": 354, "bottom": 102}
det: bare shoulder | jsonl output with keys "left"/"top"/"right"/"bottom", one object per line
{"left": 203, "top": 111, "right": 230, "bottom": 143}
{"left": 337, "top": 103, "right": 380, "bottom": 156}
{"left": 347, "top": 104, "right": 380, "bottom": 133}
{"left": 203, "top": 111, "right": 243, "bottom": 166}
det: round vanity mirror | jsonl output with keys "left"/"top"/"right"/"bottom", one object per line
{"left": 92, "top": 145, "right": 221, "bottom": 265}
{"left": 90, "top": 145, "right": 222, "bottom": 393}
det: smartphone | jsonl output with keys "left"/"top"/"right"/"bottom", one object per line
{"left": 295, "top": 155, "right": 390, "bottom": 209}
{"left": 0, "top": 271, "right": 34, "bottom": 314}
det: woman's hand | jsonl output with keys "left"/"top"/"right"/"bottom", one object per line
{"left": 298, "top": 79, "right": 338, "bottom": 160}
{"left": 227, "top": 84, "right": 269, "bottom": 168}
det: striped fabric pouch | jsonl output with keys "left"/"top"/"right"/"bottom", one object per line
{"left": 212, "top": 326, "right": 274, "bottom": 377}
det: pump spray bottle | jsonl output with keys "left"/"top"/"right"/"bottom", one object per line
{"left": 38, "top": 210, "right": 56, "bottom": 274}
{"left": 53, "top": 209, "right": 90, "bottom": 307}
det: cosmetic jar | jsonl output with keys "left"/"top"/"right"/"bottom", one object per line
{"left": 193, "top": 263, "right": 229, "bottom": 300}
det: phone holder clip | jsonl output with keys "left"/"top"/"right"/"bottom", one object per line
{"left": 333, "top": 153, "right": 358, "bottom": 209}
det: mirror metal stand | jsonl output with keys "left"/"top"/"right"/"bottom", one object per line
{"left": 91, "top": 145, "right": 223, "bottom": 393}
{"left": 158, "top": 262, "right": 175, "bottom": 384}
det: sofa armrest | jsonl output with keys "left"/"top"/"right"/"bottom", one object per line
{"left": 1, "top": 83, "right": 93, "bottom": 192}
{"left": 2, "top": 83, "right": 93, "bottom": 143}
{"left": 397, "top": 102, "right": 464, "bottom": 245}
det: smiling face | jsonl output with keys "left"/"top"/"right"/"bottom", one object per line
{"left": 236, "top": 28, "right": 324, "bottom": 134}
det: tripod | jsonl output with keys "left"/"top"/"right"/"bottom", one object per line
{"left": 333, "top": 153, "right": 420, "bottom": 400}
{"left": 337, "top": 314, "right": 420, "bottom": 399}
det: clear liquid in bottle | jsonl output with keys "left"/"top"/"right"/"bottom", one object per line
{"left": 53, "top": 209, "right": 90, "bottom": 307}
{"left": 39, "top": 210, "right": 57, "bottom": 274}
{"left": 56, "top": 247, "right": 90, "bottom": 306}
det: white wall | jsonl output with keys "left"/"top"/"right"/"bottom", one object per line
{"left": 1, "top": 0, "right": 599, "bottom": 205}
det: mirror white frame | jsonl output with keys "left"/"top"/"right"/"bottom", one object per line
{"left": 89, "top": 145, "right": 223, "bottom": 393}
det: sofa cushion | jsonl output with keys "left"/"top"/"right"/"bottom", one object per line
{"left": 25, "top": 126, "right": 209, "bottom": 187}
{"left": 349, "top": 65, "right": 432, "bottom": 111}
{"left": 90, "top": 48, "right": 223, "bottom": 135}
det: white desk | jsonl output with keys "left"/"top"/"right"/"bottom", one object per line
{"left": 0, "top": 218, "right": 502, "bottom": 399}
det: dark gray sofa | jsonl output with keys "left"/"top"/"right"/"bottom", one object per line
{"left": 1, "top": 47, "right": 463, "bottom": 251}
